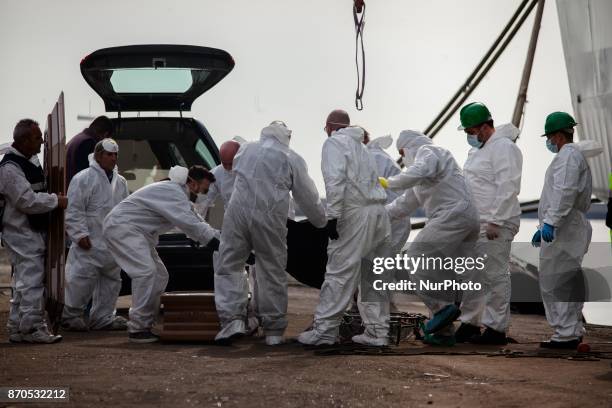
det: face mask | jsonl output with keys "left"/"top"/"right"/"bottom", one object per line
{"left": 399, "top": 156, "right": 414, "bottom": 167}
{"left": 400, "top": 147, "right": 418, "bottom": 164}
{"left": 546, "top": 139, "right": 559, "bottom": 153}
{"left": 467, "top": 134, "right": 483, "bottom": 148}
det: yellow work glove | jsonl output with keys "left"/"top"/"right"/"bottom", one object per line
{"left": 378, "top": 177, "right": 389, "bottom": 189}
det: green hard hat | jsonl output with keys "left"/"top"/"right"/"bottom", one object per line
{"left": 458, "top": 102, "right": 492, "bottom": 130}
{"left": 542, "top": 111, "right": 578, "bottom": 136}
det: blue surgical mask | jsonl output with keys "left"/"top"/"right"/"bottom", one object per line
{"left": 546, "top": 139, "right": 559, "bottom": 153}
{"left": 467, "top": 134, "right": 483, "bottom": 148}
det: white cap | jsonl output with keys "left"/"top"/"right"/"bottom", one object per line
{"left": 95, "top": 138, "right": 119, "bottom": 154}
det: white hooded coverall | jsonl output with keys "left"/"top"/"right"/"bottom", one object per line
{"left": 386, "top": 131, "right": 479, "bottom": 324}
{"left": 368, "top": 135, "right": 411, "bottom": 245}
{"left": 0, "top": 147, "right": 58, "bottom": 334}
{"left": 63, "top": 155, "right": 129, "bottom": 329}
{"left": 103, "top": 173, "right": 218, "bottom": 333}
{"left": 538, "top": 143, "right": 592, "bottom": 341}
{"left": 367, "top": 135, "right": 412, "bottom": 308}
{"left": 214, "top": 124, "right": 326, "bottom": 336}
{"left": 461, "top": 124, "right": 523, "bottom": 333}
{"left": 313, "top": 126, "right": 391, "bottom": 341}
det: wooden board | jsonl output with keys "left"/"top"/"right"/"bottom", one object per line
{"left": 159, "top": 291, "right": 221, "bottom": 342}
{"left": 44, "top": 92, "right": 66, "bottom": 334}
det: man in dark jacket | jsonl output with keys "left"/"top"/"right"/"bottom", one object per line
{"left": 66, "top": 116, "right": 113, "bottom": 184}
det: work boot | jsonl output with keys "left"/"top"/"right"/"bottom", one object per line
{"left": 7, "top": 323, "right": 23, "bottom": 343}
{"left": 8, "top": 332, "right": 23, "bottom": 343}
{"left": 470, "top": 327, "right": 508, "bottom": 345}
{"left": 351, "top": 333, "right": 388, "bottom": 347}
{"left": 95, "top": 316, "right": 128, "bottom": 331}
{"left": 424, "top": 304, "right": 461, "bottom": 334}
{"left": 297, "top": 329, "right": 335, "bottom": 346}
{"left": 265, "top": 335, "right": 285, "bottom": 346}
{"left": 22, "top": 326, "right": 63, "bottom": 344}
{"left": 61, "top": 317, "right": 88, "bottom": 332}
{"left": 539, "top": 338, "right": 581, "bottom": 350}
{"left": 454, "top": 323, "right": 481, "bottom": 343}
{"left": 215, "top": 319, "right": 246, "bottom": 343}
{"left": 422, "top": 333, "right": 456, "bottom": 347}
{"left": 128, "top": 330, "right": 159, "bottom": 344}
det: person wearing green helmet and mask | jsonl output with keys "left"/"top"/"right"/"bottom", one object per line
{"left": 532, "top": 111, "right": 593, "bottom": 349}
{"left": 456, "top": 102, "right": 523, "bottom": 345}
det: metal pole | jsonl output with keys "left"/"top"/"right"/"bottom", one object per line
{"left": 424, "top": 0, "right": 531, "bottom": 135}
{"left": 512, "top": 0, "right": 546, "bottom": 127}
{"left": 428, "top": 0, "right": 539, "bottom": 138}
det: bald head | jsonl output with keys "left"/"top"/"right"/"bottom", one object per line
{"left": 219, "top": 140, "right": 240, "bottom": 171}
{"left": 325, "top": 109, "right": 350, "bottom": 136}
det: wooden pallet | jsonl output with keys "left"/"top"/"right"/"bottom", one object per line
{"left": 159, "top": 291, "right": 220, "bottom": 342}
{"left": 44, "top": 92, "right": 66, "bottom": 334}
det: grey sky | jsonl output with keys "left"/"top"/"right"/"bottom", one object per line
{"left": 0, "top": 0, "right": 573, "bottom": 199}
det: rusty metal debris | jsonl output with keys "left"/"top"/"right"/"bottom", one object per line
{"left": 339, "top": 311, "right": 427, "bottom": 345}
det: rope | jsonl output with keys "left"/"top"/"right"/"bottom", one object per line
{"left": 353, "top": 0, "right": 366, "bottom": 110}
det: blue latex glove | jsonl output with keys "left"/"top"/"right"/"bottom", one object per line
{"left": 541, "top": 223, "right": 555, "bottom": 242}
{"left": 531, "top": 230, "right": 541, "bottom": 247}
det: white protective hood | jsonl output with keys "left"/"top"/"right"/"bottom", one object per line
{"left": 169, "top": 165, "right": 189, "bottom": 184}
{"left": 495, "top": 123, "right": 520, "bottom": 142}
{"left": 260, "top": 123, "right": 291, "bottom": 146}
{"left": 396, "top": 130, "right": 433, "bottom": 162}
{"left": 367, "top": 135, "right": 393, "bottom": 150}
{"left": 574, "top": 140, "right": 604, "bottom": 159}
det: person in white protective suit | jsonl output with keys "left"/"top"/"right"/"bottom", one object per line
{"left": 532, "top": 112, "right": 593, "bottom": 349}
{"left": 214, "top": 121, "right": 327, "bottom": 346}
{"left": 61, "top": 139, "right": 129, "bottom": 331}
{"left": 195, "top": 139, "right": 260, "bottom": 335}
{"left": 454, "top": 102, "right": 523, "bottom": 345}
{"left": 298, "top": 110, "right": 392, "bottom": 347}
{"left": 103, "top": 165, "right": 219, "bottom": 343}
{"left": 380, "top": 130, "right": 480, "bottom": 346}
{"left": 0, "top": 119, "right": 68, "bottom": 344}
{"left": 363, "top": 131, "right": 411, "bottom": 311}
{"left": 194, "top": 140, "right": 240, "bottom": 219}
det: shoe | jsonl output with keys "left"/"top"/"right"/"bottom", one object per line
{"left": 215, "top": 319, "right": 246, "bottom": 343}
{"left": 8, "top": 332, "right": 23, "bottom": 343}
{"left": 352, "top": 333, "right": 388, "bottom": 347}
{"left": 423, "top": 333, "right": 456, "bottom": 347}
{"left": 247, "top": 316, "right": 260, "bottom": 336}
{"left": 539, "top": 338, "right": 581, "bottom": 350}
{"left": 61, "top": 318, "right": 88, "bottom": 332}
{"left": 470, "top": 327, "right": 508, "bottom": 345}
{"left": 265, "top": 335, "right": 285, "bottom": 346}
{"left": 297, "top": 329, "right": 335, "bottom": 346}
{"left": 454, "top": 323, "right": 481, "bottom": 343}
{"left": 128, "top": 331, "right": 159, "bottom": 344}
{"left": 22, "top": 327, "right": 63, "bottom": 344}
{"left": 95, "top": 316, "right": 128, "bottom": 331}
{"left": 424, "top": 305, "right": 461, "bottom": 334}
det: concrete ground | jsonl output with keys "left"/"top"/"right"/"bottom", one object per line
{"left": 1, "top": 248, "right": 612, "bottom": 407}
